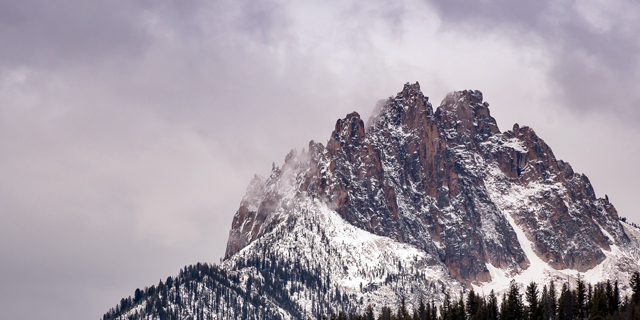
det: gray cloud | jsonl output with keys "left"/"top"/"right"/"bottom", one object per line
{"left": 427, "top": 0, "right": 640, "bottom": 123}
{"left": 1, "top": 1, "right": 639, "bottom": 319}
{"left": 0, "top": 0, "right": 150, "bottom": 68}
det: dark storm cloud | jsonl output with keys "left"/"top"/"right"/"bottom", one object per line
{"left": 427, "top": 0, "right": 640, "bottom": 122}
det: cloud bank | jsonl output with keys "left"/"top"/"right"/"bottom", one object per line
{"left": 1, "top": 0, "right": 639, "bottom": 319}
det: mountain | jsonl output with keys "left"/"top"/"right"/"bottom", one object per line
{"left": 104, "top": 83, "right": 640, "bottom": 320}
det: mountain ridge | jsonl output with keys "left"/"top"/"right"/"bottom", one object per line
{"left": 105, "top": 82, "right": 640, "bottom": 320}
{"left": 226, "top": 82, "right": 637, "bottom": 286}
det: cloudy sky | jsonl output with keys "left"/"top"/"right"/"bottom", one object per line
{"left": 1, "top": 0, "right": 639, "bottom": 319}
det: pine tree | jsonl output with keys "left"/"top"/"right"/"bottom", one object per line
{"left": 397, "top": 297, "right": 410, "bottom": 320}
{"left": 590, "top": 284, "right": 607, "bottom": 319}
{"left": 574, "top": 279, "right": 586, "bottom": 320}
{"left": 466, "top": 288, "right": 481, "bottom": 320}
{"left": 453, "top": 293, "right": 465, "bottom": 320}
{"left": 557, "top": 282, "right": 574, "bottom": 320}
{"left": 418, "top": 299, "right": 427, "bottom": 320}
{"left": 525, "top": 282, "right": 541, "bottom": 320}
{"left": 631, "top": 271, "right": 640, "bottom": 304}
{"left": 541, "top": 284, "right": 556, "bottom": 320}
{"left": 365, "top": 305, "right": 375, "bottom": 320}
{"left": 548, "top": 282, "right": 558, "bottom": 320}
{"left": 486, "top": 290, "right": 499, "bottom": 320}
{"left": 379, "top": 306, "right": 393, "bottom": 320}
{"left": 586, "top": 283, "right": 593, "bottom": 319}
{"left": 605, "top": 280, "right": 614, "bottom": 316}
{"left": 612, "top": 280, "right": 620, "bottom": 314}
{"left": 499, "top": 292, "right": 506, "bottom": 320}
{"left": 430, "top": 300, "right": 438, "bottom": 320}
{"left": 501, "top": 280, "right": 524, "bottom": 320}
{"left": 441, "top": 292, "right": 453, "bottom": 320}
{"left": 134, "top": 288, "right": 143, "bottom": 303}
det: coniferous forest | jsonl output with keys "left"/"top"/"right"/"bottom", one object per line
{"left": 318, "top": 272, "right": 640, "bottom": 320}
{"left": 103, "top": 259, "right": 640, "bottom": 320}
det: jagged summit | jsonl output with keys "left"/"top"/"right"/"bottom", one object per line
{"left": 105, "top": 82, "right": 640, "bottom": 320}
{"left": 436, "top": 89, "right": 500, "bottom": 143}
{"left": 225, "top": 82, "right": 638, "bottom": 284}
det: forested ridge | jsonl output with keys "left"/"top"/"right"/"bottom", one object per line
{"left": 318, "top": 272, "right": 640, "bottom": 320}
{"left": 102, "top": 258, "right": 640, "bottom": 320}
{"left": 102, "top": 256, "right": 352, "bottom": 320}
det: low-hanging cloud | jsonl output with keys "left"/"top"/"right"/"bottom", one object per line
{"left": 1, "top": 1, "right": 639, "bottom": 320}
{"left": 426, "top": 0, "right": 640, "bottom": 123}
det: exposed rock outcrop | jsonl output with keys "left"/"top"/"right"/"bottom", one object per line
{"left": 225, "top": 82, "right": 636, "bottom": 286}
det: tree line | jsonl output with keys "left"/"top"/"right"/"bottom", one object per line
{"left": 102, "top": 257, "right": 639, "bottom": 320}
{"left": 318, "top": 272, "right": 640, "bottom": 320}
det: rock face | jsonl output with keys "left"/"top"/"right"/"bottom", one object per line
{"left": 226, "top": 82, "right": 635, "bottom": 286}
{"left": 107, "top": 82, "right": 640, "bottom": 320}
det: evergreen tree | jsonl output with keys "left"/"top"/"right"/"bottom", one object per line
{"left": 379, "top": 306, "right": 393, "bottom": 320}
{"left": 418, "top": 299, "right": 427, "bottom": 320}
{"left": 363, "top": 305, "right": 374, "bottom": 320}
{"left": 466, "top": 289, "right": 481, "bottom": 320}
{"left": 611, "top": 280, "right": 620, "bottom": 314}
{"left": 631, "top": 271, "right": 640, "bottom": 304}
{"left": 605, "top": 280, "right": 614, "bottom": 316}
{"left": 397, "top": 297, "right": 410, "bottom": 320}
{"left": 500, "top": 293, "right": 508, "bottom": 320}
{"left": 541, "top": 284, "right": 556, "bottom": 320}
{"left": 452, "top": 293, "right": 465, "bottom": 320}
{"left": 573, "top": 279, "right": 586, "bottom": 320}
{"left": 557, "top": 282, "right": 574, "bottom": 320}
{"left": 586, "top": 283, "right": 593, "bottom": 319}
{"left": 525, "top": 282, "right": 540, "bottom": 320}
{"left": 486, "top": 290, "right": 499, "bottom": 320}
{"left": 430, "top": 300, "right": 438, "bottom": 320}
{"left": 501, "top": 280, "right": 524, "bottom": 320}
{"left": 590, "top": 285, "right": 608, "bottom": 319}
{"left": 107, "top": 260, "right": 640, "bottom": 320}
{"left": 441, "top": 292, "right": 453, "bottom": 320}
{"left": 548, "top": 282, "right": 558, "bottom": 320}
{"left": 134, "top": 288, "right": 143, "bottom": 303}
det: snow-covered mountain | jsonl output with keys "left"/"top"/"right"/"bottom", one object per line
{"left": 104, "top": 83, "right": 640, "bottom": 320}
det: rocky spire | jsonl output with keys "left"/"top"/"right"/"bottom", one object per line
{"left": 225, "top": 82, "right": 637, "bottom": 285}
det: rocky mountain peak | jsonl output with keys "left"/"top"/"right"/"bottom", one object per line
{"left": 435, "top": 89, "right": 499, "bottom": 144}
{"left": 399, "top": 81, "right": 422, "bottom": 98}
{"left": 225, "top": 82, "right": 640, "bottom": 287}
{"left": 108, "top": 82, "right": 640, "bottom": 320}
{"left": 366, "top": 82, "right": 433, "bottom": 132}
{"left": 327, "top": 112, "right": 365, "bottom": 157}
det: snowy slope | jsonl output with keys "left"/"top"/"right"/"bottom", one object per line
{"left": 223, "top": 82, "right": 640, "bottom": 304}
{"left": 224, "top": 194, "right": 464, "bottom": 317}
{"left": 104, "top": 83, "right": 640, "bottom": 320}
{"left": 479, "top": 145, "right": 640, "bottom": 296}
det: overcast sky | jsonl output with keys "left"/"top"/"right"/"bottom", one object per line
{"left": 1, "top": 0, "right": 639, "bottom": 319}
